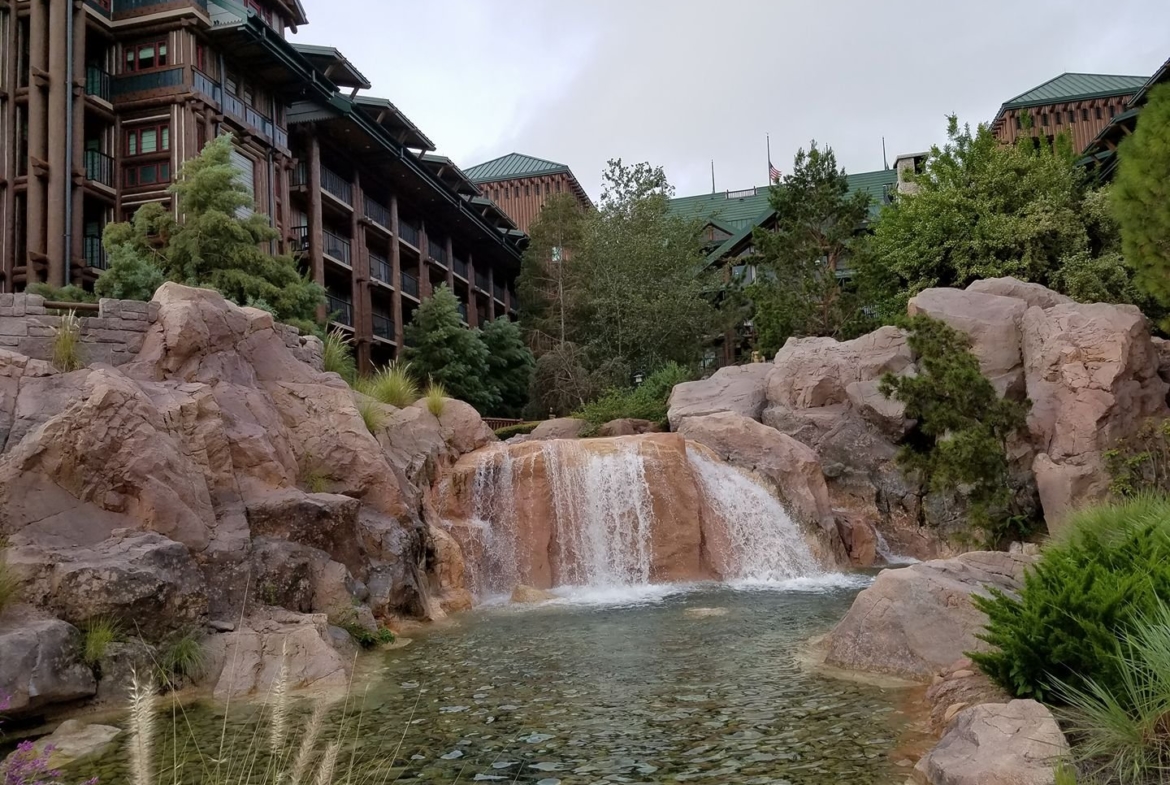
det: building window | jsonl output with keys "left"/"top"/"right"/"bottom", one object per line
{"left": 525, "top": 184, "right": 531, "bottom": 197}
{"left": 124, "top": 161, "right": 171, "bottom": 187}
{"left": 1054, "top": 111, "right": 1061, "bottom": 126}
{"left": 1082, "top": 108, "right": 1089, "bottom": 121}
{"left": 1014, "top": 115, "right": 1022, "bottom": 130}
{"left": 124, "top": 39, "right": 168, "bottom": 72}
{"left": 513, "top": 186, "right": 519, "bottom": 198}
{"left": 1068, "top": 110, "right": 1075, "bottom": 124}
{"left": 125, "top": 124, "right": 170, "bottom": 157}
{"left": 1040, "top": 112, "right": 1048, "bottom": 126}
{"left": 556, "top": 181, "right": 562, "bottom": 193}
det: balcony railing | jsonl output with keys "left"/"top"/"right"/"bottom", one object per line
{"left": 457, "top": 301, "right": 468, "bottom": 324}
{"left": 223, "top": 93, "right": 246, "bottom": 121}
{"left": 193, "top": 70, "right": 220, "bottom": 104}
{"left": 364, "top": 197, "right": 390, "bottom": 230}
{"left": 401, "top": 272, "right": 419, "bottom": 299}
{"left": 84, "top": 150, "right": 114, "bottom": 187}
{"left": 399, "top": 220, "right": 420, "bottom": 248}
{"left": 326, "top": 294, "right": 353, "bottom": 327}
{"left": 372, "top": 313, "right": 394, "bottom": 342}
{"left": 83, "top": 235, "right": 107, "bottom": 270}
{"left": 245, "top": 107, "right": 273, "bottom": 138}
{"left": 112, "top": 68, "right": 184, "bottom": 99}
{"left": 428, "top": 238, "right": 447, "bottom": 266}
{"left": 116, "top": 0, "right": 207, "bottom": 13}
{"left": 273, "top": 126, "right": 288, "bottom": 151}
{"left": 321, "top": 166, "right": 352, "bottom": 205}
{"left": 291, "top": 161, "right": 308, "bottom": 188}
{"left": 453, "top": 257, "right": 468, "bottom": 280}
{"left": 85, "top": 66, "right": 112, "bottom": 102}
{"left": 370, "top": 252, "right": 392, "bottom": 286}
{"left": 475, "top": 270, "right": 489, "bottom": 293}
{"left": 290, "top": 225, "right": 310, "bottom": 253}
{"left": 493, "top": 282, "right": 505, "bottom": 303}
{"left": 323, "top": 229, "right": 351, "bottom": 266}
{"left": 85, "top": 0, "right": 111, "bottom": 17}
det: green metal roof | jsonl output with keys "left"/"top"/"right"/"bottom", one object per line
{"left": 464, "top": 152, "right": 570, "bottom": 183}
{"left": 1001, "top": 72, "right": 1147, "bottom": 110}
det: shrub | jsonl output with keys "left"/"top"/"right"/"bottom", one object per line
{"left": 574, "top": 362, "right": 691, "bottom": 428}
{"left": 1105, "top": 417, "right": 1170, "bottom": 497}
{"left": 355, "top": 396, "right": 385, "bottom": 434}
{"left": 354, "top": 362, "right": 419, "bottom": 408}
{"left": 424, "top": 382, "right": 447, "bottom": 417}
{"left": 52, "top": 310, "right": 84, "bottom": 372}
{"left": 494, "top": 421, "right": 539, "bottom": 439}
{"left": 159, "top": 629, "right": 206, "bottom": 686}
{"left": 404, "top": 286, "right": 497, "bottom": 412}
{"left": 25, "top": 282, "right": 97, "bottom": 304}
{"left": 321, "top": 328, "right": 356, "bottom": 383}
{"left": 972, "top": 496, "right": 1170, "bottom": 704}
{"left": 82, "top": 617, "right": 121, "bottom": 667}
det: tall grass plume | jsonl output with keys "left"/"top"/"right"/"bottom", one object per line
{"left": 354, "top": 362, "right": 419, "bottom": 408}
{"left": 322, "top": 328, "right": 356, "bottom": 383}
{"left": 127, "top": 668, "right": 155, "bottom": 785}
{"left": 424, "top": 381, "right": 447, "bottom": 417}
{"left": 52, "top": 310, "right": 84, "bottom": 372}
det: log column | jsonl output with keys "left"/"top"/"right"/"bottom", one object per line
{"left": 69, "top": 0, "right": 85, "bottom": 282}
{"left": 306, "top": 133, "right": 325, "bottom": 322}
{"left": 46, "top": 0, "right": 69, "bottom": 285}
{"left": 389, "top": 194, "right": 404, "bottom": 353}
{"left": 418, "top": 221, "right": 431, "bottom": 299}
{"left": 466, "top": 253, "right": 478, "bottom": 328}
{"left": 352, "top": 170, "right": 370, "bottom": 374}
{"left": 26, "top": 0, "right": 49, "bottom": 282}
{"left": 486, "top": 265, "right": 496, "bottom": 321}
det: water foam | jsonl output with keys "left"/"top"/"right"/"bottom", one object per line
{"left": 874, "top": 528, "right": 920, "bottom": 565}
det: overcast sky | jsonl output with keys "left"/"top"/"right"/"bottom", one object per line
{"left": 292, "top": 0, "right": 1169, "bottom": 201}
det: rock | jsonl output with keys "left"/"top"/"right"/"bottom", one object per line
{"left": 966, "top": 276, "right": 1073, "bottom": 310}
{"left": 1022, "top": 301, "right": 1168, "bottom": 526}
{"left": 597, "top": 418, "right": 659, "bottom": 437}
{"left": 913, "top": 700, "right": 1068, "bottom": 785}
{"left": 13, "top": 720, "right": 121, "bottom": 770}
{"left": 202, "top": 607, "right": 350, "bottom": 699}
{"left": 845, "top": 378, "right": 912, "bottom": 440}
{"left": 823, "top": 551, "right": 1035, "bottom": 681}
{"left": 249, "top": 537, "right": 357, "bottom": 615}
{"left": 925, "top": 659, "right": 1011, "bottom": 736}
{"left": 1153, "top": 336, "right": 1170, "bottom": 386}
{"left": 245, "top": 490, "right": 364, "bottom": 574}
{"left": 0, "top": 615, "right": 96, "bottom": 717}
{"left": 511, "top": 585, "right": 558, "bottom": 604}
{"left": 908, "top": 287, "right": 1029, "bottom": 398}
{"left": 430, "top": 398, "right": 496, "bottom": 456}
{"left": 95, "top": 639, "right": 157, "bottom": 703}
{"left": 209, "top": 620, "right": 235, "bottom": 632}
{"left": 529, "top": 418, "right": 588, "bottom": 440}
{"left": 767, "top": 326, "right": 914, "bottom": 410}
{"left": 666, "top": 363, "right": 773, "bottom": 428}
{"left": 836, "top": 514, "right": 878, "bottom": 567}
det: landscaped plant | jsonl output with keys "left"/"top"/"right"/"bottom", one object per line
{"left": 24, "top": 283, "right": 97, "bottom": 305}
{"left": 493, "top": 421, "right": 539, "bottom": 439}
{"left": 355, "top": 396, "right": 385, "bottom": 434}
{"left": 321, "top": 328, "right": 356, "bottom": 383}
{"left": 354, "top": 362, "right": 419, "bottom": 408}
{"left": 51, "top": 311, "right": 84, "bottom": 373}
{"left": 482, "top": 316, "right": 535, "bottom": 419}
{"left": 0, "top": 694, "right": 98, "bottom": 785}
{"left": 81, "top": 617, "right": 120, "bottom": 668}
{"left": 574, "top": 362, "right": 691, "bottom": 430}
{"left": 972, "top": 495, "right": 1170, "bottom": 704}
{"left": 404, "top": 286, "right": 497, "bottom": 413}
{"left": 424, "top": 381, "right": 447, "bottom": 417}
{"left": 1104, "top": 417, "right": 1170, "bottom": 497}
{"left": 158, "top": 629, "right": 206, "bottom": 687}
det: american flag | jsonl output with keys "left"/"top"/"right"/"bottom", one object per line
{"left": 769, "top": 162, "right": 781, "bottom": 183}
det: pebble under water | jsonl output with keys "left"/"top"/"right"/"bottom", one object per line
{"left": 80, "top": 582, "right": 923, "bottom": 784}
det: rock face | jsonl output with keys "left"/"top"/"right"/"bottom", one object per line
{"left": 17, "top": 720, "right": 122, "bottom": 769}
{"left": 913, "top": 700, "right": 1068, "bottom": 785}
{"left": 924, "top": 657, "right": 1011, "bottom": 736}
{"left": 529, "top": 417, "right": 588, "bottom": 441}
{"left": 0, "top": 614, "right": 96, "bottom": 716}
{"left": 823, "top": 552, "right": 1035, "bottom": 681}
{"left": 667, "top": 363, "right": 773, "bottom": 428}
{"left": 597, "top": 418, "right": 659, "bottom": 437}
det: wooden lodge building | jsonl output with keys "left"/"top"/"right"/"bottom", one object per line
{"left": 990, "top": 72, "right": 1148, "bottom": 151}
{"left": 0, "top": 0, "right": 526, "bottom": 372}
{"left": 1080, "top": 56, "right": 1170, "bottom": 180}
{"left": 464, "top": 153, "right": 592, "bottom": 233}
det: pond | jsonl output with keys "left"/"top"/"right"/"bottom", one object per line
{"left": 80, "top": 580, "right": 926, "bottom": 785}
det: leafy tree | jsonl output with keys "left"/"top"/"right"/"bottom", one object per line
{"left": 481, "top": 316, "right": 535, "bottom": 418}
{"left": 99, "top": 134, "right": 322, "bottom": 323}
{"left": 861, "top": 117, "right": 1092, "bottom": 319}
{"left": 747, "top": 142, "right": 873, "bottom": 354}
{"left": 880, "top": 314, "right": 1031, "bottom": 543}
{"left": 525, "top": 341, "right": 620, "bottom": 419}
{"left": 574, "top": 362, "right": 692, "bottom": 430}
{"left": 94, "top": 237, "right": 165, "bottom": 301}
{"left": 404, "top": 285, "right": 497, "bottom": 413}
{"left": 1114, "top": 83, "right": 1170, "bottom": 315}
{"left": 570, "top": 159, "right": 721, "bottom": 376}
{"left": 518, "top": 193, "right": 586, "bottom": 351}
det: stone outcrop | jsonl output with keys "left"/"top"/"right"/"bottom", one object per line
{"left": 529, "top": 417, "right": 588, "bottom": 440}
{"left": 823, "top": 552, "right": 1035, "bottom": 681}
{"left": 597, "top": 418, "right": 659, "bottom": 437}
{"left": 0, "top": 613, "right": 96, "bottom": 716}
{"left": 966, "top": 277, "right": 1073, "bottom": 310}
{"left": 666, "top": 363, "right": 772, "bottom": 428}
{"left": 14, "top": 720, "right": 122, "bottom": 769}
{"left": 913, "top": 700, "right": 1068, "bottom": 785}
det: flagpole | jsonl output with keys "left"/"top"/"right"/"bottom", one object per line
{"left": 766, "top": 134, "right": 771, "bottom": 183}
{"left": 711, "top": 160, "right": 715, "bottom": 194}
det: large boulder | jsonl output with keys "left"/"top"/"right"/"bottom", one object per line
{"left": 529, "top": 417, "right": 588, "bottom": 441}
{"left": 823, "top": 551, "right": 1035, "bottom": 681}
{"left": 0, "top": 614, "right": 96, "bottom": 717}
{"left": 966, "top": 276, "right": 1073, "bottom": 310}
{"left": 249, "top": 537, "right": 358, "bottom": 616}
{"left": 908, "top": 287, "right": 1029, "bottom": 398}
{"left": 13, "top": 720, "right": 122, "bottom": 769}
{"left": 1022, "top": 301, "right": 1168, "bottom": 526}
{"left": 597, "top": 418, "right": 659, "bottom": 437}
{"left": 666, "top": 363, "right": 772, "bottom": 428}
{"left": 913, "top": 700, "right": 1068, "bottom": 785}
{"left": 766, "top": 326, "right": 914, "bottom": 410}
{"left": 245, "top": 490, "right": 364, "bottom": 574}
{"left": 924, "top": 657, "right": 1012, "bottom": 736}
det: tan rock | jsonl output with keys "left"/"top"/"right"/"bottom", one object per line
{"left": 823, "top": 551, "right": 1035, "bottom": 681}
{"left": 846, "top": 378, "right": 912, "bottom": 439}
{"left": 913, "top": 700, "right": 1068, "bottom": 785}
{"left": 597, "top": 418, "right": 659, "bottom": 437}
{"left": 966, "top": 276, "right": 1073, "bottom": 310}
{"left": 666, "top": 363, "right": 773, "bottom": 428}
{"left": 925, "top": 663, "right": 1010, "bottom": 736}
{"left": 0, "top": 615, "right": 96, "bottom": 717}
{"left": 767, "top": 326, "right": 914, "bottom": 409}
{"left": 245, "top": 489, "right": 364, "bottom": 574}
{"left": 17, "top": 720, "right": 122, "bottom": 769}
{"left": 836, "top": 513, "right": 878, "bottom": 567}
{"left": 529, "top": 417, "right": 588, "bottom": 440}
{"left": 511, "top": 584, "right": 558, "bottom": 604}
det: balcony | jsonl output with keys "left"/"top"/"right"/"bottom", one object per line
{"left": 291, "top": 161, "right": 308, "bottom": 188}
{"left": 223, "top": 93, "right": 246, "bottom": 122}
{"left": 85, "top": 0, "right": 111, "bottom": 17}
{"left": 321, "top": 166, "right": 352, "bottom": 206}
{"left": 453, "top": 257, "right": 468, "bottom": 280}
{"left": 326, "top": 293, "right": 353, "bottom": 327}
{"left": 193, "top": 70, "right": 221, "bottom": 104}
{"left": 290, "top": 225, "right": 310, "bottom": 253}
{"left": 370, "top": 252, "right": 392, "bottom": 287}
{"left": 323, "top": 229, "right": 351, "bottom": 267}
{"left": 84, "top": 150, "right": 115, "bottom": 188}
{"left": 372, "top": 313, "right": 394, "bottom": 342}
{"left": 475, "top": 270, "right": 489, "bottom": 293}
{"left": 85, "top": 66, "right": 112, "bottom": 102}
{"left": 428, "top": 238, "right": 447, "bottom": 267}
{"left": 245, "top": 107, "right": 273, "bottom": 139}
{"left": 401, "top": 272, "right": 420, "bottom": 299}
{"left": 364, "top": 197, "right": 390, "bottom": 231}
{"left": 116, "top": 0, "right": 208, "bottom": 14}
{"left": 399, "top": 220, "right": 420, "bottom": 249}
{"left": 273, "top": 126, "right": 288, "bottom": 151}
{"left": 83, "top": 235, "right": 107, "bottom": 270}
{"left": 457, "top": 301, "right": 468, "bottom": 324}
{"left": 493, "top": 282, "right": 505, "bottom": 303}
{"left": 112, "top": 68, "right": 184, "bottom": 99}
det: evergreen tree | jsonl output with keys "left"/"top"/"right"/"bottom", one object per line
{"left": 1114, "top": 83, "right": 1170, "bottom": 314}
{"left": 747, "top": 141, "right": 873, "bottom": 354}
{"left": 404, "top": 285, "right": 497, "bottom": 413}
{"left": 98, "top": 134, "right": 322, "bottom": 324}
{"left": 481, "top": 316, "right": 534, "bottom": 418}
{"left": 518, "top": 193, "right": 586, "bottom": 351}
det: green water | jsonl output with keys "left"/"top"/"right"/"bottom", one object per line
{"left": 82, "top": 581, "right": 920, "bottom": 784}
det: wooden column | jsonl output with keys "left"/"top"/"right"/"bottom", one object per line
{"left": 389, "top": 194, "right": 404, "bottom": 353}
{"left": 1, "top": 2, "right": 18, "bottom": 288}
{"left": 503, "top": 279, "right": 511, "bottom": 317}
{"left": 445, "top": 236, "right": 454, "bottom": 289}
{"left": 45, "top": 0, "right": 69, "bottom": 285}
{"left": 352, "top": 170, "right": 370, "bottom": 375}
{"left": 466, "top": 252, "right": 478, "bottom": 328}
{"left": 418, "top": 221, "right": 431, "bottom": 299}
{"left": 26, "top": 0, "right": 49, "bottom": 282}
{"left": 306, "top": 134, "right": 325, "bottom": 321}
{"left": 486, "top": 265, "right": 496, "bottom": 321}
{"left": 68, "top": 0, "right": 85, "bottom": 282}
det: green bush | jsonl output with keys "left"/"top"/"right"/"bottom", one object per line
{"left": 322, "top": 328, "right": 356, "bottom": 383}
{"left": 574, "top": 362, "right": 691, "bottom": 428}
{"left": 82, "top": 617, "right": 121, "bottom": 667}
{"left": 494, "top": 422, "right": 539, "bottom": 439}
{"left": 1105, "top": 417, "right": 1170, "bottom": 497}
{"left": 354, "top": 362, "right": 420, "bottom": 408}
{"left": 159, "top": 629, "right": 206, "bottom": 686}
{"left": 25, "top": 282, "right": 98, "bottom": 304}
{"left": 972, "top": 496, "right": 1170, "bottom": 704}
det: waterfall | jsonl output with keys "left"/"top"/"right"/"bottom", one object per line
{"left": 460, "top": 446, "right": 521, "bottom": 596}
{"left": 874, "top": 528, "right": 919, "bottom": 565}
{"left": 542, "top": 440, "right": 655, "bottom": 587}
{"left": 687, "top": 449, "right": 821, "bottom": 582}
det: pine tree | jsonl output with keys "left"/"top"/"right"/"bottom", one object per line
{"left": 404, "top": 285, "right": 497, "bottom": 413}
{"left": 481, "top": 316, "right": 534, "bottom": 418}
{"left": 1114, "top": 83, "right": 1170, "bottom": 312}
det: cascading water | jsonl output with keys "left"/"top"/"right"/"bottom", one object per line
{"left": 686, "top": 448, "right": 822, "bottom": 582}
{"left": 874, "top": 528, "right": 919, "bottom": 565}
{"left": 459, "top": 446, "right": 521, "bottom": 596}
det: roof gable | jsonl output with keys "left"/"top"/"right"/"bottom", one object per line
{"left": 1002, "top": 72, "right": 1148, "bottom": 109}
{"left": 465, "top": 152, "right": 570, "bottom": 183}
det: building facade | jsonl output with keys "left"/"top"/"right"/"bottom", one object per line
{"left": 990, "top": 72, "right": 1148, "bottom": 151}
{"left": 0, "top": 0, "right": 524, "bottom": 373}
{"left": 464, "top": 153, "right": 592, "bottom": 233}
{"left": 1081, "top": 56, "right": 1170, "bottom": 180}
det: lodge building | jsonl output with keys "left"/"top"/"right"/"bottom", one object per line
{"left": 0, "top": 0, "right": 525, "bottom": 372}
{"left": 990, "top": 72, "right": 1148, "bottom": 151}
{"left": 464, "top": 153, "right": 592, "bottom": 233}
